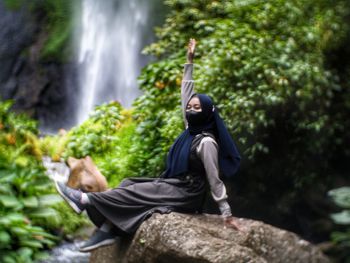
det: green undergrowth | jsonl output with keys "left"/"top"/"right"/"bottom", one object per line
{"left": 329, "top": 187, "right": 350, "bottom": 261}
{"left": 40, "top": 102, "right": 136, "bottom": 187}
{"left": 137, "top": 0, "right": 350, "bottom": 259}
{"left": 3, "top": 0, "right": 350, "bottom": 261}
{"left": 0, "top": 100, "right": 89, "bottom": 263}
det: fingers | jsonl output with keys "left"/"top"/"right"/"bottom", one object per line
{"left": 224, "top": 217, "right": 242, "bottom": 231}
{"left": 186, "top": 38, "right": 196, "bottom": 63}
{"left": 188, "top": 38, "right": 196, "bottom": 53}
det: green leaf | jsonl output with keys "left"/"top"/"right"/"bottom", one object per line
{"left": 331, "top": 229, "right": 350, "bottom": 243}
{"left": 34, "top": 251, "right": 50, "bottom": 261}
{"left": 11, "top": 226, "right": 29, "bottom": 237}
{"left": 38, "top": 194, "right": 62, "bottom": 206}
{"left": 328, "top": 187, "right": 350, "bottom": 209}
{"left": 29, "top": 207, "right": 60, "bottom": 221}
{"left": 40, "top": 238, "right": 56, "bottom": 247}
{"left": 331, "top": 210, "right": 350, "bottom": 225}
{"left": 0, "top": 195, "right": 22, "bottom": 208}
{"left": 1, "top": 254, "right": 17, "bottom": 263}
{"left": 21, "top": 196, "right": 39, "bottom": 208}
{"left": 19, "top": 240, "right": 43, "bottom": 249}
{"left": 0, "top": 213, "right": 26, "bottom": 226}
{"left": 17, "top": 247, "right": 33, "bottom": 260}
{"left": 0, "top": 184, "right": 13, "bottom": 195}
{"left": 0, "top": 231, "right": 11, "bottom": 247}
{"left": 0, "top": 173, "right": 16, "bottom": 183}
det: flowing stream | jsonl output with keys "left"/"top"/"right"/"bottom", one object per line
{"left": 75, "top": 0, "right": 162, "bottom": 124}
{"left": 40, "top": 241, "right": 90, "bottom": 263}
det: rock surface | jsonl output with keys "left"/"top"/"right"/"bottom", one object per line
{"left": 89, "top": 212, "right": 330, "bottom": 263}
{"left": 0, "top": 2, "right": 77, "bottom": 131}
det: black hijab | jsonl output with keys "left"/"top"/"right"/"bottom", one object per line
{"left": 162, "top": 94, "right": 241, "bottom": 178}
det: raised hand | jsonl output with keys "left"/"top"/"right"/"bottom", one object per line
{"left": 187, "top": 38, "right": 196, "bottom": 63}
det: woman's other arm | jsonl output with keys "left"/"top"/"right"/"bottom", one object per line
{"left": 197, "top": 138, "right": 231, "bottom": 215}
{"left": 197, "top": 137, "right": 241, "bottom": 230}
{"left": 181, "top": 39, "right": 196, "bottom": 127}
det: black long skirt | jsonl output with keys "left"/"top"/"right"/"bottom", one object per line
{"left": 85, "top": 175, "right": 206, "bottom": 235}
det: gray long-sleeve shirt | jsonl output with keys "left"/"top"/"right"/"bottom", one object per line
{"left": 181, "top": 63, "right": 232, "bottom": 217}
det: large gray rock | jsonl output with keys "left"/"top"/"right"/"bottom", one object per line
{"left": 90, "top": 212, "right": 330, "bottom": 263}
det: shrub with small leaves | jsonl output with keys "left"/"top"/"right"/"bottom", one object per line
{"left": 63, "top": 101, "right": 123, "bottom": 159}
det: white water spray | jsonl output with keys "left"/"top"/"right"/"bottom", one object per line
{"left": 76, "top": 0, "right": 155, "bottom": 124}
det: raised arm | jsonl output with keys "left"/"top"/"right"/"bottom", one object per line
{"left": 181, "top": 39, "right": 196, "bottom": 127}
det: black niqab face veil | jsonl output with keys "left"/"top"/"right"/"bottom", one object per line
{"left": 162, "top": 94, "right": 241, "bottom": 179}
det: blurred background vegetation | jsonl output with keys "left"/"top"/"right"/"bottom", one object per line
{"left": 1, "top": 0, "right": 350, "bottom": 262}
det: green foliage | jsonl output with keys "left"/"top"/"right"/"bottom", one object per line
{"left": 64, "top": 101, "right": 123, "bottom": 159}
{"left": 133, "top": 0, "right": 350, "bottom": 210}
{"left": 9, "top": 0, "right": 347, "bottom": 254}
{"left": 329, "top": 187, "right": 350, "bottom": 261}
{"left": 62, "top": 101, "right": 136, "bottom": 185}
{"left": 39, "top": 133, "right": 68, "bottom": 162}
{"left": 93, "top": 114, "right": 138, "bottom": 185}
{"left": 0, "top": 100, "right": 62, "bottom": 262}
{"left": 129, "top": 57, "right": 184, "bottom": 177}
{"left": 48, "top": 202, "right": 91, "bottom": 236}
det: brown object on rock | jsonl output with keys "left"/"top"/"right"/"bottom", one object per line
{"left": 89, "top": 212, "right": 330, "bottom": 263}
{"left": 67, "top": 156, "right": 108, "bottom": 192}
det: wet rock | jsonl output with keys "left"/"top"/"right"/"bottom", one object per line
{"left": 89, "top": 212, "right": 330, "bottom": 263}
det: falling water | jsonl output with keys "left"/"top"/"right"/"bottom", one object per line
{"left": 76, "top": 0, "right": 160, "bottom": 124}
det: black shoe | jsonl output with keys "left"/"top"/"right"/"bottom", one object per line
{"left": 55, "top": 181, "right": 85, "bottom": 214}
{"left": 79, "top": 230, "right": 117, "bottom": 252}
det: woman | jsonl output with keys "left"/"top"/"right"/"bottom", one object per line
{"left": 55, "top": 38, "right": 241, "bottom": 252}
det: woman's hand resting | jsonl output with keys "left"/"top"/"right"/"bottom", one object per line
{"left": 223, "top": 216, "right": 242, "bottom": 231}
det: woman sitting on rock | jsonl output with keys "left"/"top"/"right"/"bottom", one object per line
{"left": 55, "top": 38, "right": 241, "bottom": 252}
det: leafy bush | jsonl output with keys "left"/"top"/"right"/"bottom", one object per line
{"left": 39, "top": 133, "right": 68, "bottom": 162}
{"left": 329, "top": 187, "right": 350, "bottom": 225}
{"left": 49, "top": 202, "right": 91, "bottom": 237}
{"left": 329, "top": 187, "right": 350, "bottom": 262}
{"left": 139, "top": 0, "right": 350, "bottom": 180}
{"left": 0, "top": 101, "right": 60, "bottom": 262}
{"left": 61, "top": 101, "right": 137, "bottom": 186}
{"left": 126, "top": 0, "right": 350, "bottom": 241}
{"left": 63, "top": 101, "right": 123, "bottom": 159}
{"left": 130, "top": 57, "right": 184, "bottom": 177}
{"left": 92, "top": 111, "right": 138, "bottom": 185}
{"left": 22, "top": 0, "right": 350, "bottom": 251}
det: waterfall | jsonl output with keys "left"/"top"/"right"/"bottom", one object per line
{"left": 75, "top": 0, "right": 160, "bottom": 124}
